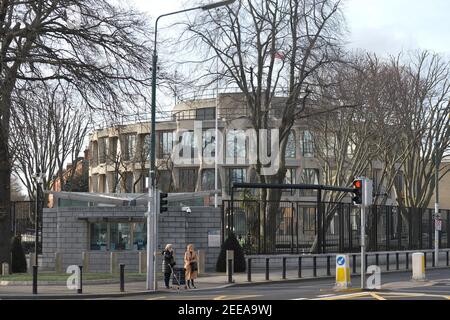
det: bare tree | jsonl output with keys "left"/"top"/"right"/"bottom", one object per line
{"left": 180, "top": 0, "right": 349, "bottom": 249}
{"left": 10, "top": 81, "right": 91, "bottom": 199}
{"left": 391, "top": 52, "right": 450, "bottom": 248}
{"left": 0, "top": 0, "right": 153, "bottom": 264}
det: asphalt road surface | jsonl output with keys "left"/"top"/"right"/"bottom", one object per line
{"left": 106, "top": 268, "right": 450, "bottom": 300}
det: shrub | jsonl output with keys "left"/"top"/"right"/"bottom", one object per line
{"left": 11, "top": 235, "right": 27, "bottom": 273}
{"left": 215, "top": 232, "right": 246, "bottom": 272}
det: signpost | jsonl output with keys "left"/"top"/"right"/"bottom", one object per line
{"left": 352, "top": 177, "right": 373, "bottom": 290}
{"left": 335, "top": 254, "right": 351, "bottom": 289}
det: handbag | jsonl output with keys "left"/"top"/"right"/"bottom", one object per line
{"left": 190, "top": 261, "right": 198, "bottom": 272}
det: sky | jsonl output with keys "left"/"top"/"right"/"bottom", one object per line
{"left": 133, "top": 0, "right": 450, "bottom": 56}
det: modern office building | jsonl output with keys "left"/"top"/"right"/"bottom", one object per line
{"left": 87, "top": 92, "right": 353, "bottom": 203}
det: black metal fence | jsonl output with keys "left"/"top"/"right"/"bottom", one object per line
{"left": 10, "top": 201, "right": 44, "bottom": 254}
{"left": 222, "top": 200, "right": 450, "bottom": 255}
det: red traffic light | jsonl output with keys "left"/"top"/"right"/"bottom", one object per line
{"left": 353, "top": 180, "right": 362, "bottom": 189}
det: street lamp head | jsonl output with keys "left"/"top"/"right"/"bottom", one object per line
{"left": 202, "top": 0, "right": 236, "bottom": 11}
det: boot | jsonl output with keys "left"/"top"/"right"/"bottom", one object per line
{"left": 191, "top": 279, "right": 196, "bottom": 289}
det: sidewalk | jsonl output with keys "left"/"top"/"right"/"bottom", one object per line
{"left": 0, "top": 269, "right": 328, "bottom": 299}
{"left": 1, "top": 263, "right": 446, "bottom": 299}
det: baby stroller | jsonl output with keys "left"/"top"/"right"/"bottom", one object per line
{"left": 170, "top": 265, "right": 187, "bottom": 290}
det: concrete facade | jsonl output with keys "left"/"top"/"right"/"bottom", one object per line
{"left": 42, "top": 206, "right": 222, "bottom": 273}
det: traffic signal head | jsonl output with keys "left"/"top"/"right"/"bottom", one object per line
{"left": 352, "top": 179, "right": 363, "bottom": 205}
{"left": 159, "top": 192, "right": 168, "bottom": 213}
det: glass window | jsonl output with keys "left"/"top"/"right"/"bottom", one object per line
{"left": 158, "top": 170, "right": 173, "bottom": 193}
{"left": 98, "top": 138, "right": 107, "bottom": 164}
{"left": 201, "top": 169, "right": 216, "bottom": 191}
{"left": 121, "top": 134, "right": 136, "bottom": 161}
{"left": 159, "top": 131, "right": 173, "bottom": 157}
{"left": 109, "top": 137, "right": 118, "bottom": 161}
{"left": 132, "top": 223, "right": 147, "bottom": 251}
{"left": 301, "top": 131, "right": 314, "bottom": 157}
{"left": 302, "top": 207, "right": 317, "bottom": 232}
{"left": 226, "top": 130, "right": 246, "bottom": 161}
{"left": 203, "top": 130, "right": 215, "bottom": 158}
{"left": 283, "top": 168, "right": 296, "bottom": 195}
{"left": 90, "top": 141, "right": 98, "bottom": 167}
{"left": 90, "top": 223, "right": 108, "bottom": 251}
{"left": 300, "top": 168, "right": 319, "bottom": 196}
{"left": 196, "top": 107, "right": 216, "bottom": 120}
{"left": 227, "top": 168, "right": 246, "bottom": 193}
{"left": 179, "top": 168, "right": 198, "bottom": 192}
{"left": 110, "top": 223, "right": 131, "bottom": 251}
{"left": 285, "top": 131, "right": 296, "bottom": 159}
{"left": 140, "top": 134, "right": 151, "bottom": 161}
{"left": 124, "top": 172, "right": 133, "bottom": 193}
{"left": 180, "top": 131, "right": 195, "bottom": 159}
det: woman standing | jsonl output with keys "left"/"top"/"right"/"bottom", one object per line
{"left": 184, "top": 244, "right": 198, "bottom": 289}
{"left": 162, "top": 244, "right": 175, "bottom": 289}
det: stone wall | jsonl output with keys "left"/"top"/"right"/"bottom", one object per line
{"left": 42, "top": 206, "right": 222, "bottom": 273}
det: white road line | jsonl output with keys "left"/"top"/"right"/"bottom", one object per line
{"left": 317, "top": 294, "right": 335, "bottom": 298}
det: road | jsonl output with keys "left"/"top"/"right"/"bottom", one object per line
{"left": 104, "top": 268, "right": 450, "bottom": 300}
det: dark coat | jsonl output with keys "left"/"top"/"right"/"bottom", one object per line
{"left": 162, "top": 249, "right": 175, "bottom": 274}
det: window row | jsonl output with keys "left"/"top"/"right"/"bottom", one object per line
{"left": 90, "top": 222, "right": 147, "bottom": 251}
{"left": 90, "top": 130, "right": 316, "bottom": 166}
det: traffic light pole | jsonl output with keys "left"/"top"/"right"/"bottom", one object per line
{"left": 434, "top": 138, "right": 439, "bottom": 267}
{"left": 360, "top": 205, "right": 366, "bottom": 289}
{"left": 146, "top": 186, "right": 156, "bottom": 291}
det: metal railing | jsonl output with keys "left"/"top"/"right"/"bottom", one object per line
{"left": 240, "top": 248, "right": 450, "bottom": 282}
{"left": 222, "top": 200, "right": 450, "bottom": 255}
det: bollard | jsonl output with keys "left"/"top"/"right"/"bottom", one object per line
{"left": 396, "top": 253, "right": 399, "bottom": 270}
{"left": 298, "top": 257, "right": 302, "bottom": 278}
{"left": 313, "top": 256, "right": 317, "bottom": 277}
{"left": 365, "top": 254, "right": 368, "bottom": 272}
{"left": 120, "top": 264, "right": 125, "bottom": 292}
{"left": 335, "top": 254, "right": 351, "bottom": 289}
{"left": 406, "top": 252, "right": 409, "bottom": 269}
{"left": 227, "top": 259, "right": 233, "bottom": 283}
{"left": 82, "top": 251, "right": 90, "bottom": 273}
{"left": 412, "top": 252, "right": 426, "bottom": 281}
{"left": 197, "top": 250, "right": 206, "bottom": 275}
{"left": 78, "top": 265, "right": 83, "bottom": 294}
{"left": 352, "top": 255, "right": 356, "bottom": 274}
{"left": 282, "top": 257, "right": 287, "bottom": 280}
{"left": 110, "top": 252, "right": 117, "bottom": 274}
{"left": 247, "top": 258, "right": 252, "bottom": 282}
{"left": 226, "top": 250, "right": 234, "bottom": 281}
{"left": 138, "top": 251, "right": 146, "bottom": 274}
{"left": 327, "top": 256, "right": 331, "bottom": 276}
{"left": 424, "top": 252, "right": 427, "bottom": 268}
{"left": 54, "top": 252, "right": 62, "bottom": 273}
{"left": 375, "top": 254, "right": 379, "bottom": 266}
{"left": 386, "top": 254, "right": 390, "bottom": 271}
{"left": 32, "top": 265, "right": 38, "bottom": 294}
{"left": 265, "top": 258, "right": 270, "bottom": 281}
{"left": 447, "top": 251, "right": 449, "bottom": 266}
{"left": 1, "top": 263, "right": 9, "bottom": 276}
{"left": 432, "top": 252, "right": 435, "bottom": 267}
{"left": 29, "top": 253, "right": 36, "bottom": 274}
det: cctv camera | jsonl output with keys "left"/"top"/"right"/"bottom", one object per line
{"left": 182, "top": 206, "right": 191, "bottom": 214}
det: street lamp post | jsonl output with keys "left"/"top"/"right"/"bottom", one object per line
{"left": 33, "top": 172, "right": 44, "bottom": 267}
{"left": 434, "top": 137, "right": 440, "bottom": 266}
{"left": 147, "top": 0, "right": 235, "bottom": 291}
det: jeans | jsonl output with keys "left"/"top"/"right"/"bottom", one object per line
{"left": 164, "top": 272, "right": 172, "bottom": 287}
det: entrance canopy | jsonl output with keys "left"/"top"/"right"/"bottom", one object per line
{"left": 45, "top": 190, "right": 220, "bottom": 207}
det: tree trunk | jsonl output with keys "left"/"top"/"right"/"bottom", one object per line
{"left": 0, "top": 111, "right": 11, "bottom": 265}
{"left": 265, "top": 188, "right": 283, "bottom": 253}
